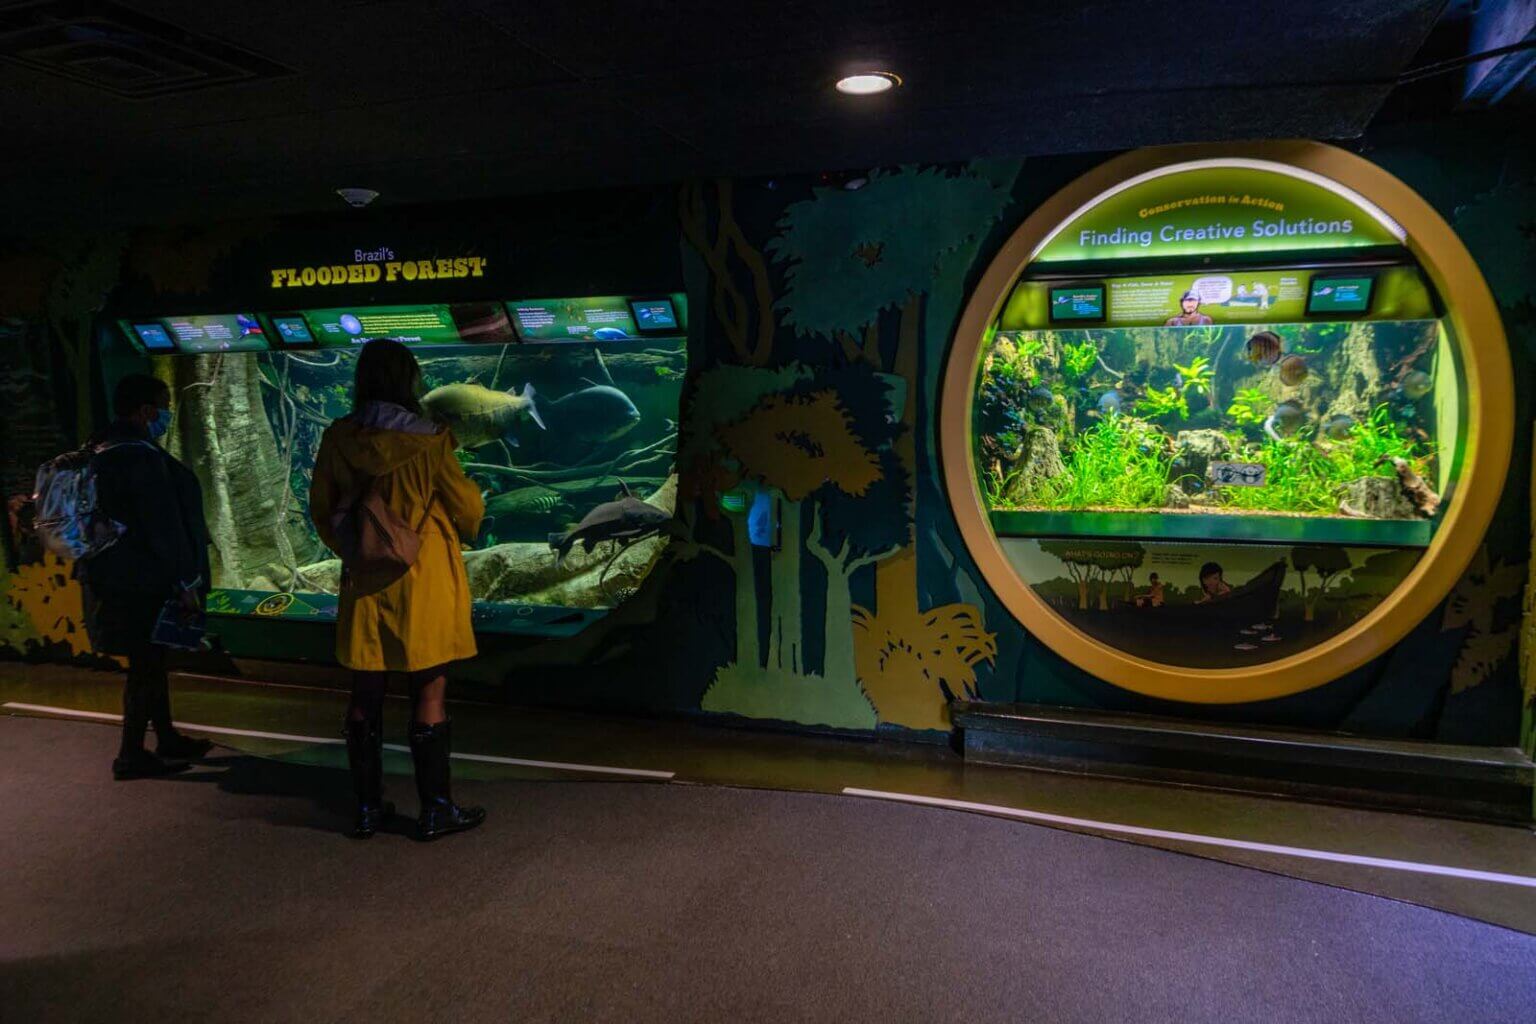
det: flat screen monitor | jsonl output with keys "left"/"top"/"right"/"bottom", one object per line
{"left": 1048, "top": 284, "right": 1106, "bottom": 323}
{"left": 1306, "top": 275, "right": 1375, "bottom": 316}
{"left": 163, "top": 314, "right": 269, "bottom": 353}
{"left": 628, "top": 297, "right": 681, "bottom": 335}
{"left": 507, "top": 296, "right": 639, "bottom": 343}
{"left": 269, "top": 315, "right": 315, "bottom": 347}
{"left": 129, "top": 322, "right": 176, "bottom": 352}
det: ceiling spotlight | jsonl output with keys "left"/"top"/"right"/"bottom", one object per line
{"left": 336, "top": 187, "right": 380, "bottom": 208}
{"left": 835, "top": 71, "right": 900, "bottom": 95}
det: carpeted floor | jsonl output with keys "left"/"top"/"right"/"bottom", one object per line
{"left": 2, "top": 714, "right": 1533, "bottom": 1024}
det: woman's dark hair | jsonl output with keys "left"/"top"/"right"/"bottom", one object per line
{"left": 113, "top": 373, "right": 169, "bottom": 418}
{"left": 353, "top": 338, "right": 422, "bottom": 414}
{"left": 1198, "top": 561, "right": 1223, "bottom": 580}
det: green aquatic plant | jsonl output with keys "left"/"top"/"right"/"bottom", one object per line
{"left": 1226, "top": 387, "right": 1271, "bottom": 426}
{"left": 1062, "top": 340, "right": 1098, "bottom": 381}
{"left": 1214, "top": 406, "right": 1435, "bottom": 515}
{"left": 1173, "top": 356, "right": 1213, "bottom": 398}
{"left": 1329, "top": 404, "right": 1433, "bottom": 480}
{"left": 1027, "top": 417, "right": 1172, "bottom": 510}
{"left": 1134, "top": 385, "right": 1188, "bottom": 420}
{"left": 1216, "top": 435, "right": 1339, "bottom": 514}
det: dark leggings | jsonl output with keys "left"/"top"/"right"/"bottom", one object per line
{"left": 348, "top": 666, "right": 449, "bottom": 729}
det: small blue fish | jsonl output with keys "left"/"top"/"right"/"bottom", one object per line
{"left": 1097, "top": 389, "right": 1123, "bottom": 415}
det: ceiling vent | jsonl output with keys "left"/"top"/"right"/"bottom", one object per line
{"left": 0, "top": 0, "right": 292, "bottom": 98}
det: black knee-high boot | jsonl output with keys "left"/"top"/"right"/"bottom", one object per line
{"left": 149, "top": 676, "right": 213, "bottom": 760}
{"left": 344, "top": 708, "right": 393, "bottom": 838}
{"left": 113, "top": 673, "right": 185, "bottom": 780}
{"left": 408, "top": 719, "right": 485, "bottom": 841}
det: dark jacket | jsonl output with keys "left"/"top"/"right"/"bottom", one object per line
{"left": 83, "top": 421, "right": 209, "bottom": 596}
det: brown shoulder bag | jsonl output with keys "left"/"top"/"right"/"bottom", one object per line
{"left": 330, "top": 476, "right": 434, "bottom": 595}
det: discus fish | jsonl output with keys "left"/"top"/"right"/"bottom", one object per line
{"left": 1244, "top": 331, "right": 1283, "bottom": 366}
{"left": 1278, "top": 355, "right": 1308, "bottom": 386}
{"left": 1027, "top": 385, "right": 1053, "bottom": 408}
{"left": 1262, "top": 401, "right": 1305, "bottom": 440}
{"left": 546, "top": 384, "right": 642, "bottom": 443}
{"left": 1322, "top": 414, "right": 1355, "bottom": 440}
{"left": 1401, "top": 369, "right": 1432, "bottom": 399}
{"left": 1097, "top": 389, "right": 1123, "bottom": 415}
{"left": 1233, "top": 643, "right": 1259, "bottom": 651}
{"left": 422, "top": 382, "right": 545, "bottom": 449}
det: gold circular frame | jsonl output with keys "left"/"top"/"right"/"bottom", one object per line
{"left": 941, "top": 141, "right": 1514, "bottom": 703}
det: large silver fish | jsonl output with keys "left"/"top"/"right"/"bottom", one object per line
{"left": 421, "top": 382, "right": 545, "bottom": 449}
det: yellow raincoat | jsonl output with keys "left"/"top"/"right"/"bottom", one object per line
{"left": 310, "top": 414, "right": 484, "bottom": 672}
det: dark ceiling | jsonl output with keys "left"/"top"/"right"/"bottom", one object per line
{"left": 0, "top": 0, "right": 1457, "bottom": 235}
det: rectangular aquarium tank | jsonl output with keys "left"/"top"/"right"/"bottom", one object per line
{"left": 973, "top": 318, "right": 1453, "bottom": 545}
{"left": 156, "top": 336, "right": 684, "bottom": 626}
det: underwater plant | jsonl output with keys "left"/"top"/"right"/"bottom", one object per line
{"left": 1028, "top": 416, "right": 1171, "bottom": 510}
{"left": 1134, "top": 385, "right": 1188, "bottom": 420}
{"left": 1329, "top": 404, "right": 1434, "bottom": 481}
{"left": 1216, "top": 435, "right": 1339, "bottom": 514}
{"left": 1226, "top": 387, "right": 1272, "bottom": 426}
{"left": 1061, "top": 339, "right": 1099, "bottom": 381}
{"left": 1173, "top": 356, "right": 1213, "bottom": 399}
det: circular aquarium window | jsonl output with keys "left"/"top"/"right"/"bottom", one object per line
{"left": 941, "top": 142, "right": 1513, "bottom": 703}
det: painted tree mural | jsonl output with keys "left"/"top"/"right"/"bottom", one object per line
{"left": 766, "top": 167, "right": 1012, "bottom": 729}
{"left": 1292, "top": 546, "right": 1354, "bottom": 622}
{"left": 1039, "top": 541, "right": 1104, "bottom": 611}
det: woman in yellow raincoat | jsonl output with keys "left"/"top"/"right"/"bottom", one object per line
{"left": 310, "top": 338, "right": 486, "bottom": 841}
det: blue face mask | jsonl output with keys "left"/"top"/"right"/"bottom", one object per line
{"left": 148, "top": 407, "right": 173, "bottom": 440}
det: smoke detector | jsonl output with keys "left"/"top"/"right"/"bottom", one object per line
{"left": 336, "top": 187, "right": 380, "bottom": 208}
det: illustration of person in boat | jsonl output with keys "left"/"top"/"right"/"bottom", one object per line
{"left": 1195, "top": 562, "right": 1233, "bottom": 604}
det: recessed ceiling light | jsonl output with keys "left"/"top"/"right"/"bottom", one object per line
{"left": 835, "top": 71, "right": 900, "bottom": 95}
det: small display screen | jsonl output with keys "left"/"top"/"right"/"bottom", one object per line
{"left": 507, "top": 296, "right": 639, "bottom": 343}
{"left": 629, "top": 298, "right": 680, "bottom": 334}
{"left": 304, "top": 306, "right": 463, "bottom": 346}
{"left": 1307, "top": 276, "right": 1374, "bottom": 315}
{"left": 1048, "top": 285, "right": 1106, "bottom": 322}
{"left": 130, "top": 322, "right": 175, "bottom": 352}
{"left": 270, "top": 316, "right": 315, "bottom": 346}
{"left": 163, "top": 314, "right": 268, "bottom": 353}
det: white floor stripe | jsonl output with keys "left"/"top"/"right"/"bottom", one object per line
{"left": 843, "top": 787, "right": 1536, "bottom": 889}
{"left": 4, "top": 702, "right": 673, "bottom": 780}
{"left": 383, "top": 743, "right": 674, "bottom": 779}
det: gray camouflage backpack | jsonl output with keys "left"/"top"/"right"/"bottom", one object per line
{"left": 31, "top": 442, "right": 148, "bottom": 561}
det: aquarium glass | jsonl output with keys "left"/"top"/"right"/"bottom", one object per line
{"left": 972, "top": 312, "right": 1454, "bottom": 668}
{"left": 163, "top": 338, "right": 684, "bottom": 629}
